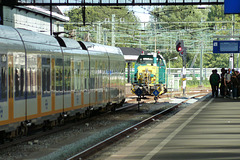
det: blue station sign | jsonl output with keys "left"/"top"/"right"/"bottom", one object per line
{"left": 213, "top": 41, "right": 240, "bottom": 53}
{"left": 225, "top": 0, "right": 240, "bottom": 14}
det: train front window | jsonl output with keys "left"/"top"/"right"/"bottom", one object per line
{"left": 137, "top": 57, "right": 153, "bottom": 64}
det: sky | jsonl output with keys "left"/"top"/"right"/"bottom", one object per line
{"left": 58, "top": 6, "right": 151, "bottom": 23}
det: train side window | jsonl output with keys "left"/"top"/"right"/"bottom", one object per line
{"left": 27, "top": 68, "right": 35, "bottom": 97}
{"left": 15, "top": 67, "right": 24, "bottom": 99}
{"left": 15, "top": 68, "right": 20, "bottom": 97}
{"left": 0, "top": 67, "right": 7, "bottom": 100}
{"left": 42, "top": 68, "right": 46, "bottom": 94}
{"left": 65, "top": 68, "right": 71, "bottom": 91}
{"left": 20, "top": 68, "right": 24, "bottom": 97}
{"left": 42, "top": 67, "right": 50, "bottom": 95}
{"left": 74, "top": 68, "right": 80, "bottom": 90}
{"left": 47, "top": 69, "right": 50, "bottom": 91}
{"left": 56, "top": 58, "right": 63, "bottom": 93}
{"left": 42, "top": 58, "right": 51, "bottom": 96}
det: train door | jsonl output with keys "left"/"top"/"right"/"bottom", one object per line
{"left": 55, "top": 58, "right": 64, "bottom": 111}
{"left": 97, "top": 59, "right": 103, "bottom": 104}
{"left": 26, "top": 56, "right": 37, "bottom": 117}
{"left": 83, "top": 58, "right": 90, "bottom": 106}
{"left": 13, "top": 53, "right": 26, "bottom": 119}
{"left": 73, "top": 60, "right": 82, "bottom": 107}
{"left": 41, "top": 57, "right": 51, "bottom": 113}
{"left": 51, "top": 58, "right": 55, "bottom": 111}
{"left": 64, "top": 56, "right": 71, "bottom": 109}
{"left": 89, "top": 58, "right": 96, "bottom": 106}
{"left": 0, "top": 55, "right": 7, "bottom": 124}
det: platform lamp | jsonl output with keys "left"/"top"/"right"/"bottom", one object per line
{"left": 169, "top": 57, "right": 178, "bottom": 74}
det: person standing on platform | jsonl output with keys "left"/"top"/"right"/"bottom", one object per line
{"left": 236, "top": 71, "right": 240, "bottom": 98}
{"left": 220, "top": 68, "right": 226, "bottom": 97}
{"left": 224, "top": 68, "right": 232, "bottom": 98}
{"left": 209, "top": 69, "right": 220, "bottom": 98}
{"left": 231, "top": 70, "right": 238, "bottom": 99}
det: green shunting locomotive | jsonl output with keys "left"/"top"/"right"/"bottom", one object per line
{"left": 131, "top": 52, "right": 167, "bottom": 98}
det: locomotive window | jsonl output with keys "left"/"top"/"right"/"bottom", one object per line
{"left": 158, "top": 59, "right": 164, "bottom": 66}
{"left": 0, "top": 66, "right": 7, "bottom": 100}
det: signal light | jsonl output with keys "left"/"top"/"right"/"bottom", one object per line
{"left": 179, "top": 51, "right": 184, "bottom": 57}
{"left": 177, "top": 46, "right": 182, "bottom": 52}
{"left": 176, "top": 40, "right": 183, "bottom": 52}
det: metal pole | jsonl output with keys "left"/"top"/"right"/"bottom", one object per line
{"left": 154, "top": 22, "right": 157, "bottom": 53}
{"left": 50, "top": 0, "right": 52, "bottom": 35}
{"left": 128, "top": 62, "right": 130, "bottom": 83}
{"left": 0, "top": 5, "right": 3, "bottom": 25}
{"left": 232, "top": 14, "right": 235, "bottom": 69}
{"left": 112, "top": 14, "right": 115, "bottom": 47}
{"left": 169, "top": 59, "right": 170, "bottom": 75}
{"left": 182, "top": 66, "right": 186, "bottom": 96}
{"left": 200, "top": 41, "right": 203, "bottom": 86}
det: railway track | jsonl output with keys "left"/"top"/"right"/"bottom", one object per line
{"left": 67, "top": 92, "right": 210, "bottom": 160}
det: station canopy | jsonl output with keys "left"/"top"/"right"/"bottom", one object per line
{"left": 2, "top": 0, "right": 224, "bottom": 6}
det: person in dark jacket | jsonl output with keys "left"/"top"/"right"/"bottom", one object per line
{"left": 231, "top": 70, "right": 238, "bottom": 99}
{"left": 236, "top": 71, "right": 240, "bottom": 98}
{"left": 220, "top": 68, "right": 226, "bottom": 97}
{"left": 209, "top": 69, "right": 220, "bottom": 98}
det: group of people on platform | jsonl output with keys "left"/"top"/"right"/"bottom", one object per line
{"left": 209, "top": 68, "right": 240, "bottom": 99}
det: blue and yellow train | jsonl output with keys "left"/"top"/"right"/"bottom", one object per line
{"left": 0, "top": 25, "right": 125, "bottom": 142}
{"left": 131, "top": 52, "right": 167, "bottom": 97}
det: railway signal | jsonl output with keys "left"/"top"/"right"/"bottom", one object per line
{"left": 176, "top": 40, "right": 183, "bottom": 52}
{"left": 176, "top": 40, "right": 187, "bottom": 96}
{"left": 176, "top": 40, "right": 185, "bottom": 57}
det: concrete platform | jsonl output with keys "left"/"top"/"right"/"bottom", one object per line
{"left": 106, "top": 96, "right": 240, "bottom": 160}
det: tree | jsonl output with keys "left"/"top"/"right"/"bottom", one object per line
{"left": 65, "top": 6, "right": 140, "bottom": 46}
{"left": 207, "top": 5, "right": 240, "bottom": 68}
{"left": 149, "top": 6, "right": 209, "bottom": 68}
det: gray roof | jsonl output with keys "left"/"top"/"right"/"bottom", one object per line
{"left": 119, "top": 47, "right": 145, "bottom": 56}
{"left": 120, "top": 47, "right": 148, "bottom": 61}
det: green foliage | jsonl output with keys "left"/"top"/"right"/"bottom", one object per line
{"left": 186, "top": 76, "right": 199, "bottom": 86}
{"left": 151, "top": 6, "right": 208, "bottom": 30}
{"left": 180, "top": 77, "right": 210, "bottom": 88}
{"left": 65, "top": 6, "right": 140, "bottom": 45}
